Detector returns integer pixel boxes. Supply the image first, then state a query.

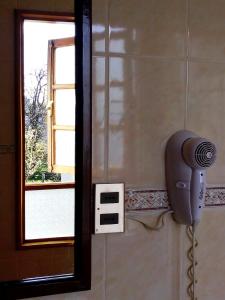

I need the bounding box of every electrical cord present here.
[126,209,173,231]
[127,209,198,300]
[186,225,198,300]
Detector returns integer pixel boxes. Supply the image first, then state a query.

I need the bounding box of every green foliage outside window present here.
[25,68,60,183]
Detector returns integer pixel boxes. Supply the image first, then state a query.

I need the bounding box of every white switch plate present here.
[94,183,124,234]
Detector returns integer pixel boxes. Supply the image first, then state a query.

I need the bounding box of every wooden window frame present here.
[47,37,76,175]
[0,1,92,297]
[17,12,76,248]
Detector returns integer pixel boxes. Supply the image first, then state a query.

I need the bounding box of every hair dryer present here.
[165,130,216,226]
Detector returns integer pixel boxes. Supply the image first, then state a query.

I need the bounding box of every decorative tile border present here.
[125,188,225,210]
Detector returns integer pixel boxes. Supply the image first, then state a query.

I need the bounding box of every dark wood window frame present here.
[0,0,92,298]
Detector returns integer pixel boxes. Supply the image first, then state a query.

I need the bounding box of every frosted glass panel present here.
[25,189,75,239]
[55,89,75,125]
[55,131,75,166]
[55,46,75,84]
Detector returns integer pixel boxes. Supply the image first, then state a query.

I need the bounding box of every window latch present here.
[47,100,53,117]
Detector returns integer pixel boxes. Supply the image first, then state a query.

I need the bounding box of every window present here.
[19,16,76,247]
[47,37,75,175]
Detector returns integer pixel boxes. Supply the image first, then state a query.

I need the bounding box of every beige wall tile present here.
[92,0,108,54]
[190,0,225,60]
[92,57,106,181]
[108,57,186,188]
[105,212,182,300]
[109,0,186,57]
[187,62,225,185]
[195,207,225,300]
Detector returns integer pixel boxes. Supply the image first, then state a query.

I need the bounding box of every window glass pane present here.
[24,21,75,76]
[55,46,75,84]
[55,130,75,166]
[25,189,75,239]
[55,89,75,126]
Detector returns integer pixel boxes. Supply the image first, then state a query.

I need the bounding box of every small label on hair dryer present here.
[199,180,205,208]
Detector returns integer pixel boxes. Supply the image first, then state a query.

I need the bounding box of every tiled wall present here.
[91,1,225,299]
[93,0,225,190]
[1,0,225,299]
[73,0,225,299]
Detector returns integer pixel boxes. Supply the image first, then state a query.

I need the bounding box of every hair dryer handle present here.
[190,169,206,225]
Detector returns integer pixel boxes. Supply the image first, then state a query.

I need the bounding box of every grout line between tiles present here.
[103,233,108,300]
[104,2,110,298]
[103,0,110,183]
[188,57,225,64]
[93,53,225,65]
[93,52,187,62]
[184,0,190,130]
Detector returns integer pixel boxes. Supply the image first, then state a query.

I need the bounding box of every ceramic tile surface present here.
[126,189,168,210]
[109,0,186,58]
[108,57,186,188]
[190,0,225,61]
[92,0,107,54]
[106,211,182,300]
[195,207,225,300]
[187,62,225,185]
[92,57,106,181]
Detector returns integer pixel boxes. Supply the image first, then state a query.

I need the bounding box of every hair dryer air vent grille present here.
[182,137,216,169]
[195,141,216,167]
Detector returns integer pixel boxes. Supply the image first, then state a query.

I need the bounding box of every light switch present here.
[100,213,119,225]
[100,192,119,204]
[94,183,124,234]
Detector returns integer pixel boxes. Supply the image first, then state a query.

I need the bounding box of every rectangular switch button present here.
[100,213,119,225]
[100,192,119,204]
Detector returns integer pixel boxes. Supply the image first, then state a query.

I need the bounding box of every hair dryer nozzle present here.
[182,137,216,169]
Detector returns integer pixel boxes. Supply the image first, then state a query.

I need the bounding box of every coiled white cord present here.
[186,225,198,300]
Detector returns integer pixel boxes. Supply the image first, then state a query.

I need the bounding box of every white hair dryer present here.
[165,130,216,226]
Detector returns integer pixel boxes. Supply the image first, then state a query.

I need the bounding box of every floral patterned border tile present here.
[125,189,168,210]
[125,188,225,210]
[205,188,225,206]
